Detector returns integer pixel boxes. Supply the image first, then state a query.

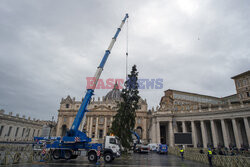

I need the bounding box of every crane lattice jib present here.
[69,14,129,134]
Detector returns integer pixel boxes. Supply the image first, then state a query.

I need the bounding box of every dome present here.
[104,83,122,101]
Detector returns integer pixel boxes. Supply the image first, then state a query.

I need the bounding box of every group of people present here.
[179,146,250,167]
[199,147,250,157]
[179,147,213,167]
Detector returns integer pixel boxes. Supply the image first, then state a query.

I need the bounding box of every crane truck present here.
[33,14,129,163]
[131,131,150,153]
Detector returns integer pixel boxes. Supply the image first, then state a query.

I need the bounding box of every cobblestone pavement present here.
[9,152,209,167]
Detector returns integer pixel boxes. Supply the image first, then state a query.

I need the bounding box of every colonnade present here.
[152,117,250,149]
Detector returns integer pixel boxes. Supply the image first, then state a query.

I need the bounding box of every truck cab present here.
[103,136,121,162]
[87,136,121,163]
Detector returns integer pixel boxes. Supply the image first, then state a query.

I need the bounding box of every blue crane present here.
[68,13,129,139]
[34,14,129,163]
[131,130,141,144]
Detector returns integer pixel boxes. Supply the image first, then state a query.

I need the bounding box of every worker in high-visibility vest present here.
[180,147,184,161]
[96,146,101,165]
[207,148,213,167]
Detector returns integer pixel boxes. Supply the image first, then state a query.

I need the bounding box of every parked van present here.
[157,144,168,154]
[148,143,158,151]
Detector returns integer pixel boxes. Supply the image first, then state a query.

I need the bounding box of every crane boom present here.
[68,14,129,136]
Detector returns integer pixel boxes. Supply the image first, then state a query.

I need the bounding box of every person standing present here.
[180,147,184,161]
[208,148,213,167]
[96,146,101,165]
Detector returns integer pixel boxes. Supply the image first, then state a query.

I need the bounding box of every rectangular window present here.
[15,127,19,137]
[66,104,69,108]
[243,80,247,86]
[22,128,26,137]
[109,138,116,144]
[27,129,30,137]
[138,118,141,124]
[7,126,12,136]
[99,129,103,139]
[99,117,104,124]
[92,132,95,138]
[0,126,4,136]
[107,118,111,125]
[247,92,250,97]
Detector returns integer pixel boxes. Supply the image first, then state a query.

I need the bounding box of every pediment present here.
[61,95,74,104]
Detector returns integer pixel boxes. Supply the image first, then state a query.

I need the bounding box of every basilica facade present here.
[56,84,150,143]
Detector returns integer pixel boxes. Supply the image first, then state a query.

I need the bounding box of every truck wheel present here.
[104,153,113,163]
[64,150,72,160]
[88,152,97,163]
[52,150,60,160]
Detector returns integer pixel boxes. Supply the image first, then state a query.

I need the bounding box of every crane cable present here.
[126,17,129,80]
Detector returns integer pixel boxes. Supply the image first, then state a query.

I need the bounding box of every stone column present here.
[201,121,208,148]
[86,117,89,136]
[182,121,187,133]
[232,119,241,148]
[191,121,197,148]
[221,119,229,148]
[169,121,174,147]
[243,117,250,147]
[103,117,107,138]
[143,118,147,140]
[151,118,157,143]
[89,117,93,137]
[165,124,169,145]
[210,120,218,148]
[156,120,161,144]
[95,117,99,139]
[56,117,62,136]
[110,116,113,127]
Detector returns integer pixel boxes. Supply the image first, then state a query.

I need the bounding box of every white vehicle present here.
[135,144,150,153]
[88,136,121,163]
[148,143,158,151]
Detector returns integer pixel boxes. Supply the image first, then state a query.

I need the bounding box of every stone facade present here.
[56,84,150,143]
[232,70,250,101]
[0,109,55,141]
[150,70,250,149]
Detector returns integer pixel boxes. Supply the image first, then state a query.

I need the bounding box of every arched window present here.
[136,126,143,139]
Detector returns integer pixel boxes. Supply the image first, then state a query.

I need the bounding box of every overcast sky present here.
[0,0,249,120]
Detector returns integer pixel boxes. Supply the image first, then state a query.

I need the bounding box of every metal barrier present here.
[168,147,250,167]
[0,144,52,165]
